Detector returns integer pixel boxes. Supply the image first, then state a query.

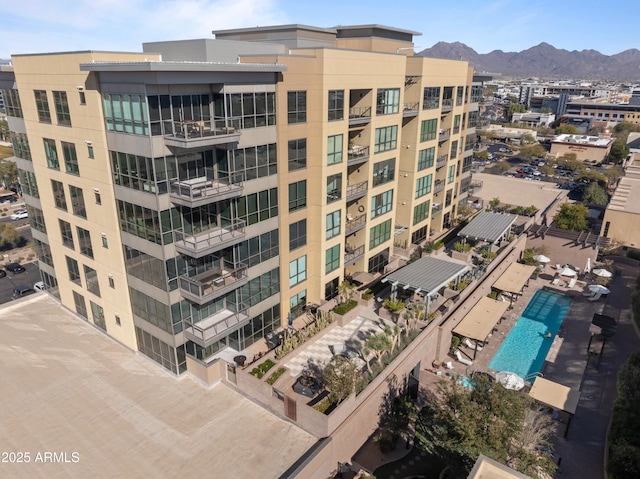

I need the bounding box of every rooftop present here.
[552,134,613,147]
[607,177,640,215]
[459,211,518,244]
[0,295,316,478]
[384,256,469,294]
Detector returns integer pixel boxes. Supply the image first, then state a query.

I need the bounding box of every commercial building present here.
[0,24,475,376]
[549,134,614,163]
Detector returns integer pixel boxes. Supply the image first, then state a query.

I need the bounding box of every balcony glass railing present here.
[183,303,250,347]
[348,145,370,162]
[179,261,248,304]
[174,220,246,257]
[163,117,241,141]
[170,172,244,203]
[438,128,451,142]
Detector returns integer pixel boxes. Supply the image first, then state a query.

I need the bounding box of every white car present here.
[10,210,28,220]
[34,281,46,292]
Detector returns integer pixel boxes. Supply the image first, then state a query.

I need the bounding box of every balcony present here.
[347,145,370,167]
[346,180,368,202]
[344,244,365,264]
[431,203,443,218]
[434,180,446,194]
[349,106,372,127]
[179,261,248,305]
[163,118,241,149]
[436,154,448,169]
[345,213,366,236]
[438,128,451,143]
[174,220,246,258]
[170,173,244,208]
[183,305,250,348]
[402,102,419,117]
[441,98,453,113]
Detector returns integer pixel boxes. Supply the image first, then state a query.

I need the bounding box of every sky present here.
[1,0,636,59]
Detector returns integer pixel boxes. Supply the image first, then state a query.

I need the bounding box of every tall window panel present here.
[448,165,456,184]
[327,174,342,204]
[52,180,67,211]
[369,220,391,249]
[59,219,74,249]
[415,174,433,198]
[91,302,106,330]
[289,256,307,287]
[18,170,39,198]
[325,245,341,274]
[376,88,400,115]
[374,126,398,153]
[62,142,79,175]
[1,88,23,118]
[288,180,307,212]
[456,86,464,106]
[84,265,100,297]
[328,90,344,121]
[27,206,47,233]
[66,256,81,285]
[372,158,395,187]
[371,190,393,219]
[289,219,307,251]
[413,200,431,225]
[327,134,343,165]
[423,87,440,110]
[53,91,71,126]
[450,140,459,160]
[33,239,53,267]
[73,291,88,319]
[34,90,51,123]
[77,227,93,259]
[103,93,149,135]
[420,119,438,142]
[69,185,86,218]
[417,147,435,171]
[287,91,306,124]
[10,133,31,160]
[43,138,59,169]
[288,138,307,171]
[326,211,341,239]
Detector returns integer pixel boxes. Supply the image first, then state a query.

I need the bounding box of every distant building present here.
[550,134,614,162]
[479,124,537,143]
[511,111,555,127]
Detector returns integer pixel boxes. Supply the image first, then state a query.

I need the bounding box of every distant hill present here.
[417,42,640,80]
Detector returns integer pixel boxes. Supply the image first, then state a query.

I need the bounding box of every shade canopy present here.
[384,256,469,295]
[492,263,537,294]
[528,377,580,414]
[534,254,551,263]
[458,211,518,244]
[592,268,612,278]
[588,284,610,295]
[559,267,577,277]
[496,371,525,390]
[453,297,509,341]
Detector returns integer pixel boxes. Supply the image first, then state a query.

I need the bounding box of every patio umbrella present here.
[593,268,612,278]
[588,284,611,295]
[585,257,591,274]
[534,254,551,263]
[559,267,577,277]
[495,371,525,391]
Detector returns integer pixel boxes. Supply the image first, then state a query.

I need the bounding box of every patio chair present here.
[445,361,454,370]
[551,276,560,285]
[588,293,602,302]
[455,350,474,366]
[567,277,577,288]
[464,338,483,351]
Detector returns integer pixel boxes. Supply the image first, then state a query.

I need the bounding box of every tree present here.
[323,355,357,405]
[474,150,488,160]
[506,103,526,121]
[604,165,624,183]
[554,203,589,231]
[364,333,393,363]
[540,107,553,114]
[576,170,607,187]
[489,197,500,210]
[457,203,475,218]
[520,133,536,144]
[0,160,18,189]
[0,223,20,247]
[608,138,629,164]
[519,143,546,159]
[492,161,510,173]
[417,376,556,478]
[539,164,555,177]
[556,124,578,135]
[337,280,355,305]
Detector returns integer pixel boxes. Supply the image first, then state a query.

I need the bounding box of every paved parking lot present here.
[0,261,41,304]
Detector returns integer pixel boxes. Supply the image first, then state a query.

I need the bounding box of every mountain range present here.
[417,42,640,81]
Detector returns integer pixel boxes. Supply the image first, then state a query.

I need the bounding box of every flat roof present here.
[492,263,537,294]
[334,24,422,36]
[468,454,533,479]
[213,24,338,35]
[384,256,469,294]
[528,377,580,415]
[0,295,316,478]
[80,61,287,73]
[607,177,640,214]
[552,134,613,147]
[453,297,509,341]
[459,211,518,244]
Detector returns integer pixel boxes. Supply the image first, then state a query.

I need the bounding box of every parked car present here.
[5,263,26,274]
[10,210,28,220]
[12,285,35,299]
[0,195,18,203]
[0,269,6,278]
[33,281,45,291]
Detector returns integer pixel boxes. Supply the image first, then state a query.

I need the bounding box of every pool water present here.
[488,289,572,381]
[457,375,473,389]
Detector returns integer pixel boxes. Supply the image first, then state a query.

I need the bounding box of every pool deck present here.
[432,256,640,479]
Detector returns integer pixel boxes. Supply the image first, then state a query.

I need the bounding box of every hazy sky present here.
[2,0,636,59]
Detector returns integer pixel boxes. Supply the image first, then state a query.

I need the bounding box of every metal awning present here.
[383,256,469,294]
[458,211,518,244]
[493,263,537,294]
[528,377,580,415]
[453,297,509,341]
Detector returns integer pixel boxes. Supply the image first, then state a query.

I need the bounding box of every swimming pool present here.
[488,289,572,380]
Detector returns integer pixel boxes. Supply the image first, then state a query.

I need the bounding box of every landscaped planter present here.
[333,304,362,326]
[451,250,473,263]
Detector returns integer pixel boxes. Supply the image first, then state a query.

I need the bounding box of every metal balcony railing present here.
[174,220,246,258]
[346,180,368,202]
[162,117,241,148]
[345,213,366,236]
[402,102,419,116]
[436,154,448,169]
[344,244,365,264]
[183,303,250,347]
[434,181,446,194]
[347,145,370,166]
[169,172,244,206]
[438,128,451,143]
[179,261,248,305]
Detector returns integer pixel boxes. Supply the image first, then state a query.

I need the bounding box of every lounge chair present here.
[551,277,560,285]
[455,350,474,366]
[588,293,602,302]
[567,277,577,288]
[445,361,454,370]
[464,338,483,351]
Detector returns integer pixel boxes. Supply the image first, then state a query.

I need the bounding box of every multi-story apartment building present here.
[0,24,475,376]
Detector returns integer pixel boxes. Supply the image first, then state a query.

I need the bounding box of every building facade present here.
[0,24,475,375]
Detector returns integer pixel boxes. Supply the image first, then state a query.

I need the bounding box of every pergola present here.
[492,263,537,307]
[529,377,580,438]
[452,297,509,359]
[458,211,518,245]
[383,256,469,313]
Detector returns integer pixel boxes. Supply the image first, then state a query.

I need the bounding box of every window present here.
[325,245,341,274]
[327,134,343,165]
[1,88,23,118]
[27,206,47,233]
[442,87,453,108]
[18,170,39,198]
[450,140,459,159]
[33,239,53,267]
[328,90,344,121]
[448,165,456,184]
[289,219,307,251]
[10,133,31,160]
[62,142,79,175]
[368,248,389,274]
[225,92,276,129]
[374,126,398,153]
[110,150,159,193]
[59,220,74,249]
[288,180,307,212]
[235,189,278,226]
[326,211,341,239]
[73,291,87,319]
[456,86,464,106]
[84,265,100,297]
[453,115,461,134]
[372,158,395,187]
[95,192,101,205]
[34,90,51,123]
[327,174,342,203]
[77,227,93,259]
[90,302,106,331]
[325,277,339,301]
[102,93,149,135]
[101,235,108,248]
[289,256,307,287]
[376,88,400,115]
[370,190,393,221]
[52,180,67,211]
[413,200,431,225]
[87,145,94,158]
[445,189,453,207]
[53,91,71,126]
[418,147,435,171]
[115,314,121,326]
[412,225,428,245]
[287,91,306,124]
[66,256,81,285]
[43,139,59,169]
[423,87,440,110]
[290,290,307,318]
[420,119,438,142]
[415,174,433,198]
[369,220,392,249]
[79,91,86,105]
[288,138,306,171]
[69,185,86,218]
[229,143,278,180]
[471,85,482,103]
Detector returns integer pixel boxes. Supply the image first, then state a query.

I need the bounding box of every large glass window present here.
[62,142,79,175]
[326,210,341,239]
[84,265,100,297]
[235,188,278,226]
[328,90,344,121]
[372,158,395,187]
[371,190,393,219]
[1,88,23,118]
[290,290,307,318]
[453,115,461,134]
[43,138,59,169]
[326,245,341,274]
[327,134,343,165]
[369,220,392,249]
[27,206,46,233]
[327,174,342,203]
[374,126,398,153]
[289,256,307,287]
[59,219,74,249]
[448,165,456,184]
[287,91,306,124]
[111,151,157,194]
[368,248,389,274]
[73,291,87,319]
[124,246,170,291]
[103,93,149,135]
[288,180,306,212]
[423,87,440,110]
[413,199,431,225]
[117,201,175,245]
[10,133,31,160]
[91,302,106,330]
[18,170,39,198]
[225,92,276,129]
[450,140,459,160]
[456,86,464,106]
[53,91,71,126]
[66,256,81,285]
[376,88,400,115]
[418,147,435,171]
[77,227,93,259]
[34,90,51,123]
[288,138,306,171]
[69,185,86,218]
[51,180,67,211]
[289,219,307,251]
[33,239,53,267]
[415,174,433,198]
[130,287,177,334]
[420,119,438,142]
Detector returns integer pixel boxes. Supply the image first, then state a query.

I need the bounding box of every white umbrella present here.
[585,257,592,274]
[534,254,551,263]
[559,267,577,277]
[589,284,611,295]
[593,268,612,278]
[495,371,525,391]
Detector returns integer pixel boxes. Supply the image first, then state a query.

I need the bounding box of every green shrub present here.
[362,289,374,300]
[334,300,358,315]
[266,367,286,385]
[450,335,461,353]
[249,359,276,379]
[313,397,332,414]
[434,240,445,249]
[383,298,405,312]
